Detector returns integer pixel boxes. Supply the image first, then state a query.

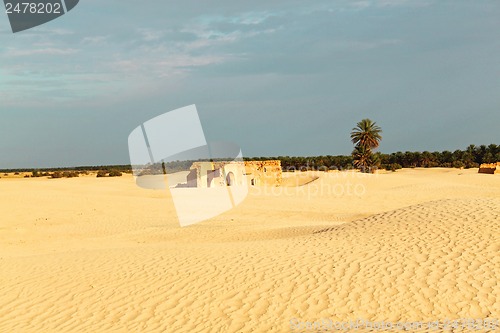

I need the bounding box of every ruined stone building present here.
[478,162,500,174]
[185,160,282,188]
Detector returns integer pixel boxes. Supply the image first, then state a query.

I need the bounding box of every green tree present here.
[421,151,435,168]
[350,119,383,149]
[352,145,372,170]
[487,144,498,157]
[350,119,382,172]
[483,152,494,163]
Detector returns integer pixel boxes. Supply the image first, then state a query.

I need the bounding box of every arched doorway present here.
[226,172,235,186]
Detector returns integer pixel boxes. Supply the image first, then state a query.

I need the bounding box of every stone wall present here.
[187,160,282,187]
[478,162,500,174]
[244,160,282,187]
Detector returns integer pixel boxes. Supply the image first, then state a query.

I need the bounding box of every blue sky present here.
[0,0,499,168]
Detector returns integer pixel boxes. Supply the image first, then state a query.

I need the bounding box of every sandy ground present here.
[0,168,499,332]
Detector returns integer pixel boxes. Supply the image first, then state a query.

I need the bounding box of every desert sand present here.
[0,168,499,332]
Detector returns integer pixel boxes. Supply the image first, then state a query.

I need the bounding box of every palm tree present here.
[352,145,372,170]
[351,119,382,172]
[350,119,383,149]
[421,151,433,168]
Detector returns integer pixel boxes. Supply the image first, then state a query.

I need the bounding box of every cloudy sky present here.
[0,0,499,168]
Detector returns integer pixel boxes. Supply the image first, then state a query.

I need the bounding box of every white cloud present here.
[348,0,433,9]
[14,27,74,37]
[81,35,109,44]
[333,39,402,51]
[351,1,372,9]
[137,28,166,42]
[381,0,433,7]
[5,48,79,56]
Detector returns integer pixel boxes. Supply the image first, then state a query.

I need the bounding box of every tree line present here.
[246,144,499,172]
[2,135,499,176]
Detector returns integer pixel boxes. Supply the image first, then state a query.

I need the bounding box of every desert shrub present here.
[62,171,79,178]
[390,163,402,172]
[51,172,63,179]
[14,172,19,175]
[108,170,122,177]
[464,161,478,169]
[96,170,108,178]
[384,163,402,172]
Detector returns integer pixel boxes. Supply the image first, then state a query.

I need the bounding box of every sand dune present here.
[0,168,499,332]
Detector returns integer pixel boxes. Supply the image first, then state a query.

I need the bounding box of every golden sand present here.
[0,168,499,332]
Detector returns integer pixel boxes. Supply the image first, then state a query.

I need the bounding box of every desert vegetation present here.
[0,165,131,179]
[1,145,498,178]
[350,119,383,172]
[247,144,499,172]
[96,170,123,178]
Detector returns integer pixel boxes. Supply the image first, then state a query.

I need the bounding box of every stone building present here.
[186,160,282,188]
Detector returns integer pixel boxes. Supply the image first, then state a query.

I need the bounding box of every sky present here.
[0,0,499,168]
